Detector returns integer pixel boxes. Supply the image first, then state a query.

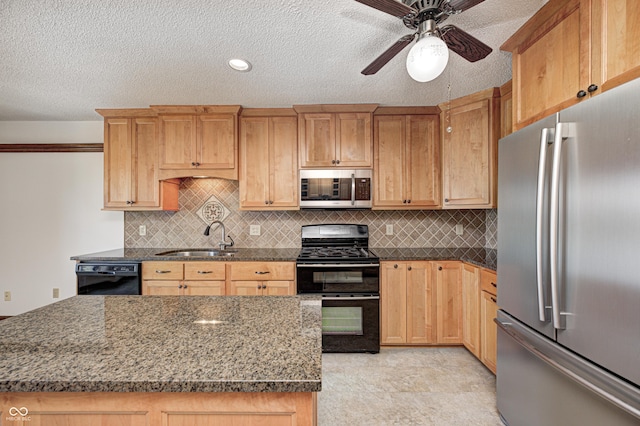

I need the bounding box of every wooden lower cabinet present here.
[227,262,295,296]
[462,263,481,357]
[433,261,463,344]
[380,261,434,345]
[0,391,316,426]
[480,269,498,374]
[142,261,225,295]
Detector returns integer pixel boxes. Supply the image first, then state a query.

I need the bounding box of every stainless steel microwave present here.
[300,169,372,209]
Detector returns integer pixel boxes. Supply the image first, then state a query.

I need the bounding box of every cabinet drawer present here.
[184,262,226,280]
[142,261,184,280]
[229,262,295,281]
[480,269,497,296]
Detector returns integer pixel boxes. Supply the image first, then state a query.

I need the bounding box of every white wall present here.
[0,122,123,315]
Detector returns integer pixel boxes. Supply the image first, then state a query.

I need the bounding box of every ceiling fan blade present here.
[354,0,417,19]
[440,25,492,62]
[447,0,487,12]
[361,34,415,75]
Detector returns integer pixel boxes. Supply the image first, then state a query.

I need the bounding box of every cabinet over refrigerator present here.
[496,78,640,425]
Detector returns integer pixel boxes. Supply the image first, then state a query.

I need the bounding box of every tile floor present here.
[318,347,503,426]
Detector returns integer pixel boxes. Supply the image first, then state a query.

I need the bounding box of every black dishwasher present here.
[76,263,142,295]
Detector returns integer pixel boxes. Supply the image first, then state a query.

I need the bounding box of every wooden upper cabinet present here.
[440,88,499,209]
[239,109,298,210]
[373,108,441,209]
[294,104,377,168]
[153,105,241,180]
[502,0,640,131]
[98,109,178,211]
[499,80,513,138]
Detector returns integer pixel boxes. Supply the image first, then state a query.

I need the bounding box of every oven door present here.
[322,295,380,353]
[296,264,379,294]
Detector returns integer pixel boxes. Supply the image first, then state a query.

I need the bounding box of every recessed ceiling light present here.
[228,58,252,72]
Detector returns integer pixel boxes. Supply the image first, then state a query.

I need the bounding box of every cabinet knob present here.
[336,160,340,165]
[438,266,443,271]
[587,84,599,93]
[178,284,183,289]
[269,200,273,205]
[191,162,197,166]
[576,90,587,99]
[183,284,188,289]
[407,200,411,204]
[394,264,398,269]
[403,200,407,204]
[264,201,269,205]
[262,284,267,289]
[408,266,412,271]
[331,160,336,164]
[444,198,449,203]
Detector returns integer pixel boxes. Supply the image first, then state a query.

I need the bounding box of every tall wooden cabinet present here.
[373,108,441,209]
[294,104,377,168]
[239,109,298,210]
[97,109,179,211]
[153,105,241,180]
[439,88,500,209]
[502,0,640,131]
[380,261,435,345]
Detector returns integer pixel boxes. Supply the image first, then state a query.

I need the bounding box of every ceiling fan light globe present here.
[406,35,449,82]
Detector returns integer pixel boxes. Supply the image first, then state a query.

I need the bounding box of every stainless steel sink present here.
[155,249,237,257]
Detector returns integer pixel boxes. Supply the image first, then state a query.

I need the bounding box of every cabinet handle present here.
[491,281,497,287]
[155,270,172,274]
[255,271,270,275]
[394,264,398,269]
[408,266,412,271]
[197,271,213,274]
[576,90,587,99]
[491,296,497,303]
[587,84,598,93]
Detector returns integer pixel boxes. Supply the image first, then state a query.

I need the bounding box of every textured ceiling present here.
[0,0,547,121]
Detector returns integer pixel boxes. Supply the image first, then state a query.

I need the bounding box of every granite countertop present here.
[71,247,496,270]
[0,295,322,393]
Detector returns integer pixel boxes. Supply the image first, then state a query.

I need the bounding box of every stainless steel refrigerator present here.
[496,77,640,425]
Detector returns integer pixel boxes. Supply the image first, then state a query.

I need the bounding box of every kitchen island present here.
[0,295,321,425]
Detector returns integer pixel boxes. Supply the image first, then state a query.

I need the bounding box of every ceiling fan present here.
[356,0,492,82]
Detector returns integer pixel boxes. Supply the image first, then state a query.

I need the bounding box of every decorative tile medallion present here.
[197,195,230,225]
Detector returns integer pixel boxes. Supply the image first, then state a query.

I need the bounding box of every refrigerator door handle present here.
[535,127,554,322]
[549,122,565,330]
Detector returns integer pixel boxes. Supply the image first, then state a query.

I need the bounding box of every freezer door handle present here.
[496,313,640,420]
[535,127,554,322]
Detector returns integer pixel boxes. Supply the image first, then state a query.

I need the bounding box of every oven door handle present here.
[322,295,380,301]
[297,263,380,268]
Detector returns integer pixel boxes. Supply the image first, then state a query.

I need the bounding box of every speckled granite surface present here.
[0,295,322,393]
[70,247,496,270]
[372,248,497,271]
[70,248,301,262]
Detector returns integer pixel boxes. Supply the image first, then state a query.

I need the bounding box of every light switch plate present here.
[139,225,146,236]
[250,225,261,236]
[53,288,60,298]
[386,224,393,235]
[4,291,10,302]
[455,224,464,235]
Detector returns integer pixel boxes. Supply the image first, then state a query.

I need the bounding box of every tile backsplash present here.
[125,178,497,249]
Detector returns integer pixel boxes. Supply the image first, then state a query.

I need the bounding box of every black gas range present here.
[296,224,380,353]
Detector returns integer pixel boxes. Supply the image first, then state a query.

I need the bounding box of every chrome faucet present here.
[204,220,234,251]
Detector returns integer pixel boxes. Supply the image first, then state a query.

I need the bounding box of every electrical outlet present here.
[455,224,464,236]
[250,225,261,236]
[4,291,10,302]
[386,224,394,235]
[139,225,147,236]
[53,288,60,298]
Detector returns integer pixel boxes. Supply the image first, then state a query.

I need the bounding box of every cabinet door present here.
[380,262,407,344]
[269,116,298,208]
[228,281,263,296]
[507,0,591,129]
[131,117,161,208]
[197,114,236,169]
[239,116,270,208]
[184,281,225,296]
[434,261,463,344]
[442,98,495,208]
[263,281,295,296]
[144,280,182,295]
[335,113,372,167]
[406,262,434,344]
[406,115,440,208]
[373,116,406,208]
[592,0,640,93]
[298,113,335,167]
[159,115,197,169]
[480,290,498,374]
[462,264,481,357]
[103,118,132,208]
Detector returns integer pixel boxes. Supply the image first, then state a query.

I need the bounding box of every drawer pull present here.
[197,271,213,274]
[155,270,172,274]
[255,271,270,275]
[491,281,497,287]
[491,296,497,303]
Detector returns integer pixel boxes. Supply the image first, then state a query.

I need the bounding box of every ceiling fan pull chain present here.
[446,63,453,133]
